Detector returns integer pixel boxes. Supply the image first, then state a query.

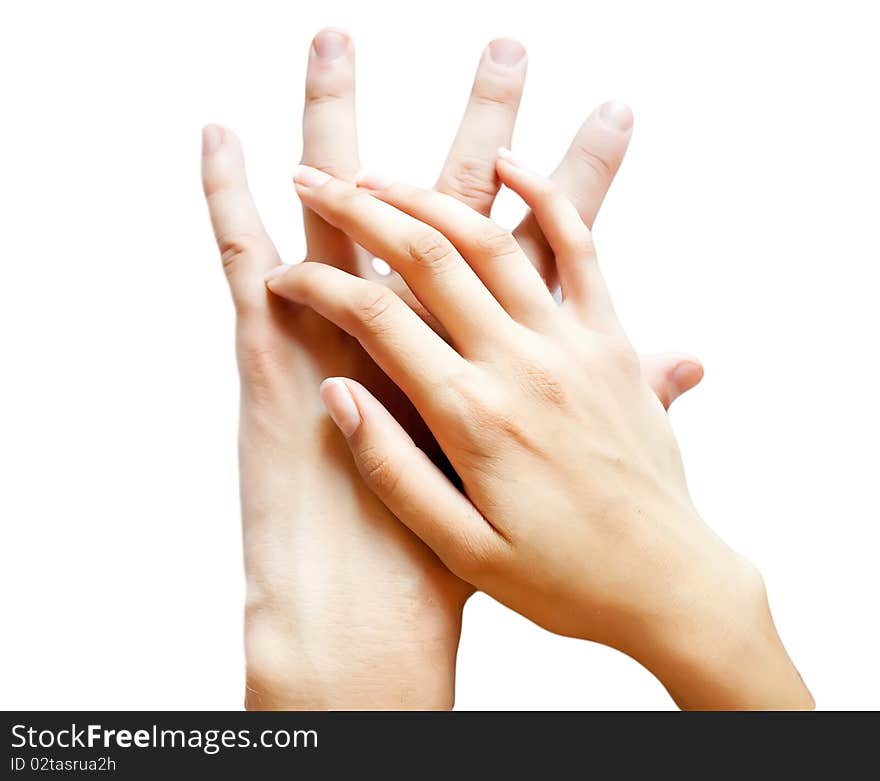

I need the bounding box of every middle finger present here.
[292,166,513,355]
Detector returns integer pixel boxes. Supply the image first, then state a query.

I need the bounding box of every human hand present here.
[203,28,702,709]
[265,157,813,710]
[300,31,704,410]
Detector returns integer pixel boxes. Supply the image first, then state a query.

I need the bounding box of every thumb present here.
[319,377,505,578]
[640,353,704,410]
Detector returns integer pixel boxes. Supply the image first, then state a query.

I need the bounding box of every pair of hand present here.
[267,158,812,710]
[202,29,809,709]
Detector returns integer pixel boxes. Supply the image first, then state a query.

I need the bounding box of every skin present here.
[202,29,703,709]
[265,158,814,711]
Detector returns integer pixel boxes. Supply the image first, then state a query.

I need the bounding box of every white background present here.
[1,0,878,709]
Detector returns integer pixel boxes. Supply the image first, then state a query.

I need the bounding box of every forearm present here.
[239,409,462,711]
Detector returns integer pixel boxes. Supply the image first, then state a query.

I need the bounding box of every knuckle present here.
[474,224,520,260]
[216,230,264,275]
[471,70,522,109]
[440,156,498,209]
[472,84,520,110]
[305,86,345,106]
[305,90,345,108]
[534,179,571,213]
[304,74,354,108]
[353,284,398,331]
[406,231,457,271]
[446,530,498,582]
[515,354,568,407]
[357,445,401,498]
[566,228,596,259]
[446,368,486,411]
[447,371,524,449]
[537,188,595,258]
[573,142,614,181]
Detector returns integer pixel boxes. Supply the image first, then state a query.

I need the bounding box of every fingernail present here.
[293,165,331,187]
[497,146,523,167]
[671,360,704,391]
[320,378,361,438]
[599,101,634,132]
[264,264,291,283]
[202,125,223,156]
[356,170,393,190]
[488,38,526,66]
[313,29,349,61]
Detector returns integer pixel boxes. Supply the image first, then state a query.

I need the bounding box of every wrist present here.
[243,593,461,711]
[636,544,813,710]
